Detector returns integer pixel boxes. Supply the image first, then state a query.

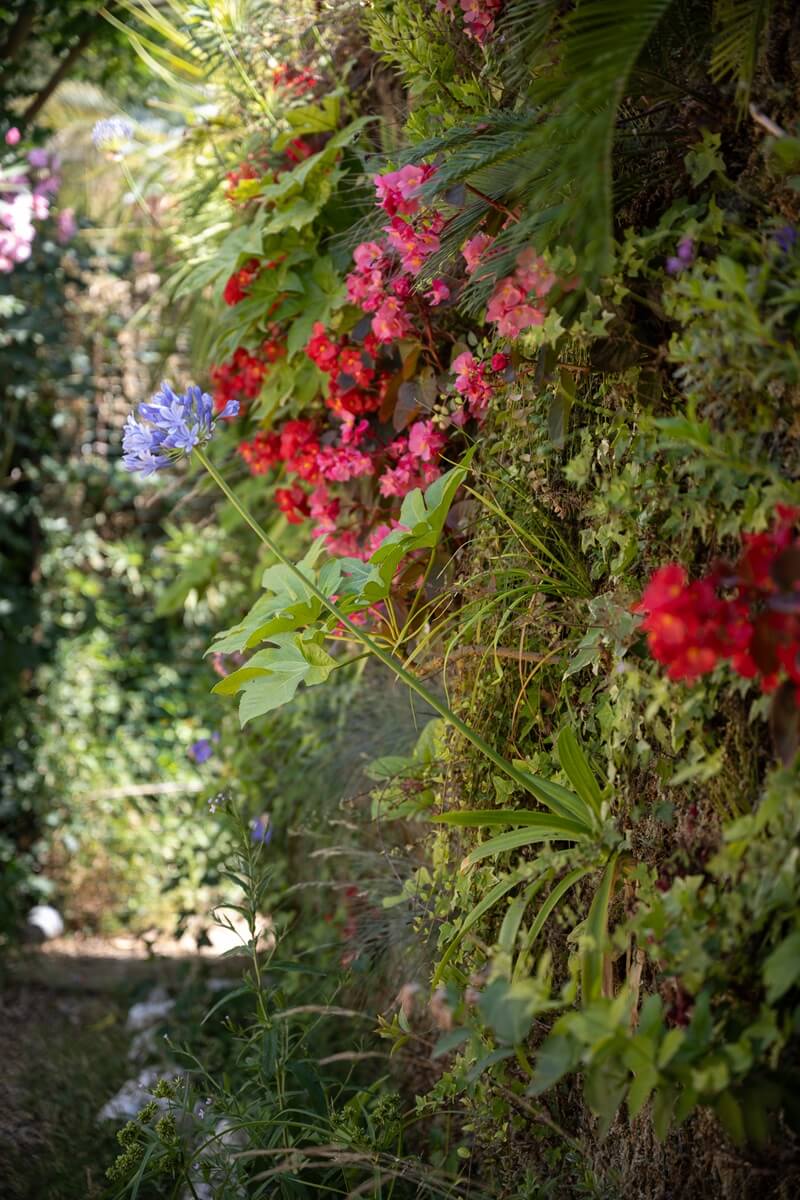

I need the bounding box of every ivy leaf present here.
[478,978,541,1045]
[528,1034,578,1095]
[763,930,800,1002]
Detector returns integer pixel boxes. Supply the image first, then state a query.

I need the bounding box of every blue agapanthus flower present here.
[92,116,134,151]
[122,382,239,475]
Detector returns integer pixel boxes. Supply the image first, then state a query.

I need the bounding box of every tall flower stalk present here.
[121,380,559,804]
[194,444,550,800]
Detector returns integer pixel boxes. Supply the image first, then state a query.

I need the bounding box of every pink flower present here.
[408,419,447,462]
[324,529,362,558]
[426,278,450,306]
[309,484,340,534]
[346,265,385,312]
[365,523,396,555]
[56,207,77,244]
[462,232,494,274]
[491,352,510,372]
[459,0,503,43]
[353,240,384,269]
[371,296,412,343]
[374,163,436,217]
[392,275,413,300]
[515,247,556,298]
[385,216,440,275]
[316,443,375,483]
[379,455,417,497]
[452,350,494,420]
[4,127,20,146]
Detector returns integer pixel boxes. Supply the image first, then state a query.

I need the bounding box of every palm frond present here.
[710,0,772,115]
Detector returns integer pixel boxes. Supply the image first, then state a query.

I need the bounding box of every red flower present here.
[275,483,311,524]
[636,510,800,691]
[306,323,339,373]
[223,258,260,306]
[238,431,281,476]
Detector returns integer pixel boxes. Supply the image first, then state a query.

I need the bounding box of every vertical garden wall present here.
[2,1,800,1198]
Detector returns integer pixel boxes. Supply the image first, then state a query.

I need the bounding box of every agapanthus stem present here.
[194,448,548,799]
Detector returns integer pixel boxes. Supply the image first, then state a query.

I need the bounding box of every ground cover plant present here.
[3,1,800,1198]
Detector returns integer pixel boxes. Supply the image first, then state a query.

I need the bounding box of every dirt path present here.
[0,935,240,1200]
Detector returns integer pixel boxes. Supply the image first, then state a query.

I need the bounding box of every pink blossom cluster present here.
[374,163,436,217]
[345,164,451,346]
[436,0,504,45]
[378,424,445,498]
[451,351,509,423]
[0,149,62,273]
[486,247,555,337]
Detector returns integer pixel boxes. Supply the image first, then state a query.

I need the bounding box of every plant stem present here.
[194,448,551,802]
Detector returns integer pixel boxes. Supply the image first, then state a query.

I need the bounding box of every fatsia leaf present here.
[212,635,336,726]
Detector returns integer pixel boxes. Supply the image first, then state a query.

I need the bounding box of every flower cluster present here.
[122,382,238,475]
[91,116,134,154]
[0,148,62,273]
[486,247,555,336]
[436,0,504,44]
[374,164,436,217]
[223,257,261,305]
[306,322,389,416]
[636,507,800,690]
[224,160,259,203]
[451,351,508,423]
[666,236,695,276]
[210,339,284,413]
[272,64,319,94]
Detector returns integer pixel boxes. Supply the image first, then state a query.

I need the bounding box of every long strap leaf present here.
[513,865,593,980]
[581,855,619,1001]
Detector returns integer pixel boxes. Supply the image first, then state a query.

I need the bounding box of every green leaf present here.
[556,727,604,821]
[217,634,336,726]
[627,1065,658,1119]
[652,1084,677,1140]
[763,930,800,1003]
[432,1028,471,1059]
[714,1091,745,1147]
[580,856,618,1001]
[514,866,592,976]
[528,1034,578,1095]
[431,808,586,830]
[478,978,542,1045]
[463,823,586,867]
[433,870,527,984]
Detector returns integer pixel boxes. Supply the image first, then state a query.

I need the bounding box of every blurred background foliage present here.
[3,2,800,1199]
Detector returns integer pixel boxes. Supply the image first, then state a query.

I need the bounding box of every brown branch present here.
[0,3,37,62]
[19,23,96,127]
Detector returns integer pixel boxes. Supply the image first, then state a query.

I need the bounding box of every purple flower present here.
[189,738,214,764]
[122,382,238,475]
[57,208,77,244]
[27,148,49,169]
[250,815,272,845]
[666,236,695,276]
[775,225,797,254]
[92,117,134,152]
